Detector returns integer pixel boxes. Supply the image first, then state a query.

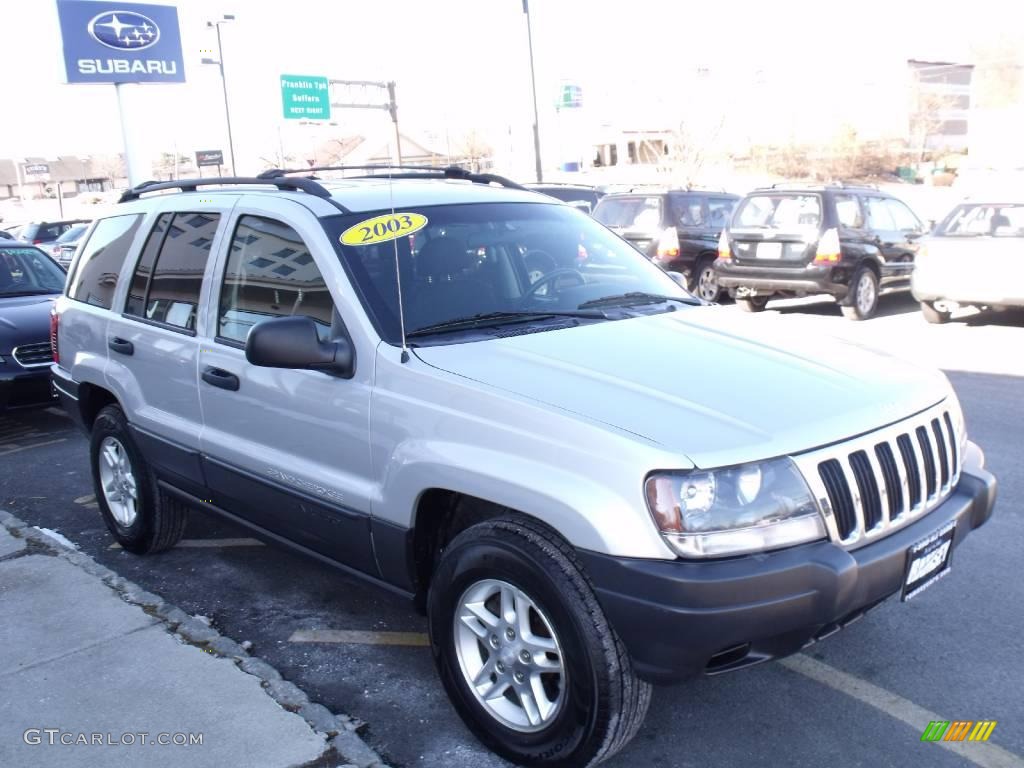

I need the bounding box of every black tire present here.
[692,257,722,302]
[737,296,770,312]
[920,300,951,324]
[90,405,187,554]
[840,266,880,320]
[427,516,651,767]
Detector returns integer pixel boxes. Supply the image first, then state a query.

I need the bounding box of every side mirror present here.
[666,271,689,289]
[245,316,354,378]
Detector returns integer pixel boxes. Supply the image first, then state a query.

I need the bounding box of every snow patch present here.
[35,527,79,550]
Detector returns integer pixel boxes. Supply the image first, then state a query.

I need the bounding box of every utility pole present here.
[204,15,237,174]
[523,0,543,182]
[328,80,403,164]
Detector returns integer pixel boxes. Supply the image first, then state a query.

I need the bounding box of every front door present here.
[196,199,377,575]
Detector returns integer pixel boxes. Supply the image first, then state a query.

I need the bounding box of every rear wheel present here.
[737,296,770,312]
[427,516,651,767]
[90,405,187,554]
[920,300,951,324]
[841,267,880,320]
[692,257,722,302]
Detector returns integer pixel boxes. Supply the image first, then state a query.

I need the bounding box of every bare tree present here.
[88,154,127,187]
[655,116,727,187]
[451,130,493,172]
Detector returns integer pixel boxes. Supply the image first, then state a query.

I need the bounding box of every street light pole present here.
[206,15,237,175]
[523,0,543,182]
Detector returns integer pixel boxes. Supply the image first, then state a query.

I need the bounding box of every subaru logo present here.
[88,11,160,51]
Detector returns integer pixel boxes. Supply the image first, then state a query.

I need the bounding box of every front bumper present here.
[579,442,996,684]
[0,367,57,410]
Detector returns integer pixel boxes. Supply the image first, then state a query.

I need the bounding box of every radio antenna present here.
[387,143,410,363]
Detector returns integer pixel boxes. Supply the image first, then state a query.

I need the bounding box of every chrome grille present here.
[794,402,963,548]
[12,342,54,368]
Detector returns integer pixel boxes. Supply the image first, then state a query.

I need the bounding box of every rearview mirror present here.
[567,200,593,214]
[245,316,354,378]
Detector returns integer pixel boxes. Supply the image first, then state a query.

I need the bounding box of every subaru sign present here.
[56,1,185,83]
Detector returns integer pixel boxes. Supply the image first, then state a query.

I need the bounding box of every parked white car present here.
[913,201,1024,323]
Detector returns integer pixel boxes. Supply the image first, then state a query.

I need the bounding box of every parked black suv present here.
[593,189,739,301]
[524,183,604,214]
[715,184,925,319]
[16,219,91,248]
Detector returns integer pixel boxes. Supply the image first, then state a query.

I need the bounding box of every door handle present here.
[108,337,134,356]
[201,366,240,392]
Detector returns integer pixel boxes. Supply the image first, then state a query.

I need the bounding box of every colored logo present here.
[88,11,160,51]
[921,721,997,742]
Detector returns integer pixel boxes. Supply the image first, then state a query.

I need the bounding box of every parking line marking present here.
[289,629,430,647]
[108,537,265,549]
[0,438,67,457]
[781,654,1024,768]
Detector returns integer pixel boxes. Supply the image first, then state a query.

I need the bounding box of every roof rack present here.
[766,181,879,190]
[118,176,333,203]
[257,164,528,191]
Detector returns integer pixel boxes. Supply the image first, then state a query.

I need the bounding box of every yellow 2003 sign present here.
[340,212,428,246]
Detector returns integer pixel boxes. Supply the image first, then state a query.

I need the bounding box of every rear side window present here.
[125,213,173,316]
[670,195,705,227]
[706,198,735,228]
[834,195,864,228]
[68,214,143,308]
[734,195,821,229]
[125,212,220,331]
[864,197,896,231]
[593,197,663,229]
[217,215,334,344]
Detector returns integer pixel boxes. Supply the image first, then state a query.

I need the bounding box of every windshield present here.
[734,194,822,230]
[0,247,66,296]
[939,204,1024,237]
[324,202,690,344]
[592,196,664,230]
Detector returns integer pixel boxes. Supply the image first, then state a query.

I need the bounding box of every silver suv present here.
[51,168,997,767]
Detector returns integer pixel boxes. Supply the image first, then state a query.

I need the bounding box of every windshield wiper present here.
[406,310,604,338]
[578,292,700,310]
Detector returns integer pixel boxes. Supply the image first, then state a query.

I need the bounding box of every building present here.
[907,60,974,153]
[0,156,122,199]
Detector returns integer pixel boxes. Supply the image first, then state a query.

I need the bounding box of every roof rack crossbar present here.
[118,175,333,203]
[258,164,527,191]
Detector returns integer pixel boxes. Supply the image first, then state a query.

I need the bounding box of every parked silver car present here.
[51,169,996,767]
[913,201,1024,323]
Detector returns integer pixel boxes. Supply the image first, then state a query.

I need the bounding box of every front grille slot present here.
[932,419,949,488]
[943,412,959,471]
[12,342,53,368]
[819,459,856,539]
[916,426,937,498]
[897,434,922,509]
[874,442,903,520]
[849,450,882,530]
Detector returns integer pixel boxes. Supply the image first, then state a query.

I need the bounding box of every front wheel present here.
[840,267,880,320]
[920,300,951,324]
[427,517,651,767]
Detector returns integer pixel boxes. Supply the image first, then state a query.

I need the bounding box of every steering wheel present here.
[524,268,585,299]
[524,250,557,284]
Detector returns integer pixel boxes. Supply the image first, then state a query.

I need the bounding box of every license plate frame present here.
[901,520,956,601]
[756,242,783,259]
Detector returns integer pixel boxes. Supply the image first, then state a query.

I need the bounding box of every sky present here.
[1,0,1021,174]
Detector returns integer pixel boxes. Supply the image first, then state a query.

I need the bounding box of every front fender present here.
[378,440,676,561]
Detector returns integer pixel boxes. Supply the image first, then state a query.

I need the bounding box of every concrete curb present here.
[0,510,390,768]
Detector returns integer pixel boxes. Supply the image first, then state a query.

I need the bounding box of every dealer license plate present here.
[756,242,782,259]
[901,520,956,601]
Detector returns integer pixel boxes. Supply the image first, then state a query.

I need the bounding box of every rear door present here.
[196,198,376,574]
[592,195,664,257]
[668,193,708,269]
[729,193,821,265]
[107,205,228,492]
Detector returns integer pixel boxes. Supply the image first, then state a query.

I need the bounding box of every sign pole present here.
[57,182,65,218]
[16,162,25,202]
[116,83,153,187]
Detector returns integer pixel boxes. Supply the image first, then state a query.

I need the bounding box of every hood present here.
[0,295,56,353]
[414,306,950,468]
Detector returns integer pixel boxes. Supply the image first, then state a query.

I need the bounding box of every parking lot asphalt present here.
[1,294,1021,768]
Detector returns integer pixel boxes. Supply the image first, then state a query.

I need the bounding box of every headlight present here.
[645,457,826,558]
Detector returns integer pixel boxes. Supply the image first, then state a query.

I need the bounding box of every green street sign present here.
[281,74,331,120]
